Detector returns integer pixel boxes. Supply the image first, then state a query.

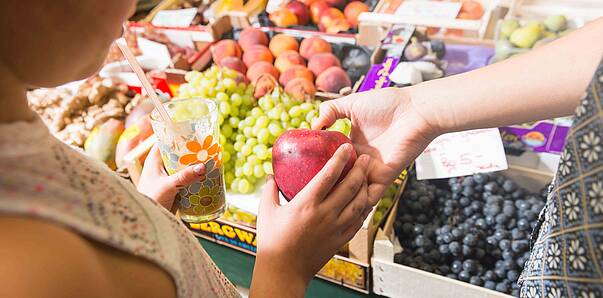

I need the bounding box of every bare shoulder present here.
[0,216,117,298]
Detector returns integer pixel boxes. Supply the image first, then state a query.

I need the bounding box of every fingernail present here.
[193,164,205,175]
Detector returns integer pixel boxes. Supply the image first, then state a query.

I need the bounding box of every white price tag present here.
[152,8,198,27]
[416,128,508,180]
[395,1,461,19]
[137,37,172,70]
[266,0,288,13]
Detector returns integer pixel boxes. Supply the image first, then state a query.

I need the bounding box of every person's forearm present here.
[250,253,309,298]
[409,17,603,134]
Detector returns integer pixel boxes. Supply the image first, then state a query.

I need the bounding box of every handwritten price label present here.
[416,128,508,180]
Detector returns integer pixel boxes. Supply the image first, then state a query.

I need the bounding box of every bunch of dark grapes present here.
[393,172,547,296]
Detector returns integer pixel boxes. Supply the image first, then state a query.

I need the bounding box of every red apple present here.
[272,129,357,201]
[286,0,311,26]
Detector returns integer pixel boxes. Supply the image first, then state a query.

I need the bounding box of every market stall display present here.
[22,0,603,296]
[262,0,377,34]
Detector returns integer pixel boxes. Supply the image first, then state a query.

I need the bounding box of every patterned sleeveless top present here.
[519,60,603,297]
[0,119,240,298]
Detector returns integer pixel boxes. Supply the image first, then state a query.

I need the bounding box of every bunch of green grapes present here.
[228,88,351,194]
[178,66,255,186]
[372,184,398,224]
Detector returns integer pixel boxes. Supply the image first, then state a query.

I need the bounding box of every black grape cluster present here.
[393,172,547,296]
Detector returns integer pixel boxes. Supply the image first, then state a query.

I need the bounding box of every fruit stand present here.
[25,0,603,297]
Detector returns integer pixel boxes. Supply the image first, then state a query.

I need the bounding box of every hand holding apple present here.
[312,87,438,205]
[251,143,371,297]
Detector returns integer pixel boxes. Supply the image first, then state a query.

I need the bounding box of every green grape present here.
[219,101,232,115]
[288,106,302,117]
[251,107,263,118]
[225,144,235,153]
[256,115,269,128]
[231,179,239,190]
[219,135,227,146]
[242,144,253,156]
[253,165,265,178]
[257,128,270,144]
[230,108,239,117]
[225,172,235,185]
[280,111,291,122]
[235,134,245,142]
[243,163,253,176]
[238,179,252,194]
[231,93,243,106]
[246,138,258,147]
[216,92,228,102]
[222,150,231,163]
[222,124,233,138]
[223,78,236,91]
[251,126,261,137]
[235,168,243,177]
[246,116,256,127]
[300,102,314,113]
[290,117,301,127]
[268,122,283,136]
[305,110,317,123]
[248,155,260,166]
[218,114,224,125]
[299,121,310,129]
[263,161,273,175]
[234,141,244,151]
[243,127,253,138]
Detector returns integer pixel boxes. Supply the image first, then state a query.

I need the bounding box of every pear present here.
[494,40,528,61]
[499,19,520,40]
[509,24,542,48]
[544,15,567,32]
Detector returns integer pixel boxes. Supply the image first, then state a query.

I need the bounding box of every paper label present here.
[266,0,287,13]
[416,128,508,180]
[395,1,461,19]
[152,8,198,27]
[163,30,196,49]
[137,37,172,70]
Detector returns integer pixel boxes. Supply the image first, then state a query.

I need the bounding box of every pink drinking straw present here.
[115,36,172,125]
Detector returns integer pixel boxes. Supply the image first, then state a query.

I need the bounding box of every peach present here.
[253,74,278,99]
[320,11,350,34]
[211,39,242,65]
[247,61,280,83]
[279,65,314,86]
[344,1,369,28]
[286,0,311,26]
[269,34,299,58]
[285,78,317,100]
[300,0,317,7]
[274,50,306,73]
[299,36,332,59]
[269,8,298,27]
[219,56,247,74]
[238,27,269,51]
[315,66,351,93]
[242,45,274,67]
[310,0,330,24]
[307,52,341,76]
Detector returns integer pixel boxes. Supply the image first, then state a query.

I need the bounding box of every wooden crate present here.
[371,167,554,298]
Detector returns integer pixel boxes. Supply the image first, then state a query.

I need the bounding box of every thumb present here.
[169,163,206,187]
[259,175,280,214]
[144,145,169,176]
[311,97,352,130]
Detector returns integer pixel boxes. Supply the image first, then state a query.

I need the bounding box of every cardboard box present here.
[371,167,554,298]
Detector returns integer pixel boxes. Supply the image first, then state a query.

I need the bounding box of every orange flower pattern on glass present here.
[178,135,221,166]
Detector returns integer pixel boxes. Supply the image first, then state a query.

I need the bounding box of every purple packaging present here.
[358,57,399,92]
[443,44,494,76]
[499,121,570,155]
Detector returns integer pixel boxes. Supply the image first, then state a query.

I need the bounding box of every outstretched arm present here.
[313,17,603,203]
[411,17,603,134]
